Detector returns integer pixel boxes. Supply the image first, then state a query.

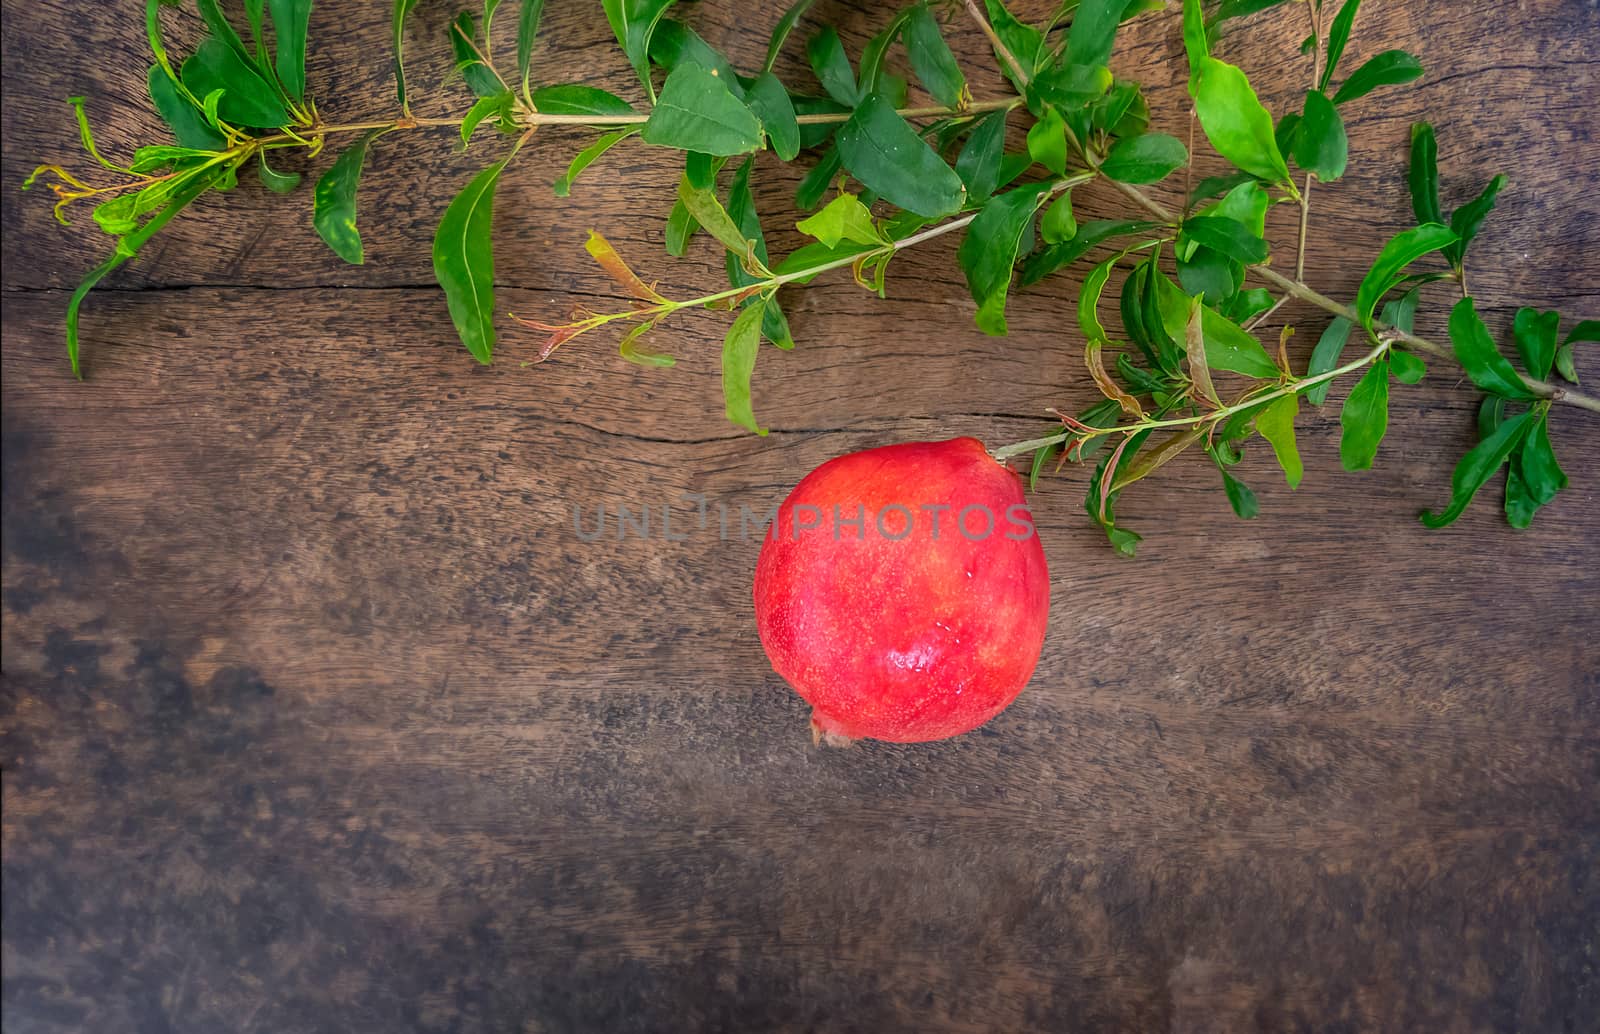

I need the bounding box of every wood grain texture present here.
[3,1,1598,1032]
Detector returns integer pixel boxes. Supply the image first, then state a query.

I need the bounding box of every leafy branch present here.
[26,0,1599,553]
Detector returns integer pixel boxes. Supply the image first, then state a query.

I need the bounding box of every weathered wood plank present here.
[3,0,1598,1031]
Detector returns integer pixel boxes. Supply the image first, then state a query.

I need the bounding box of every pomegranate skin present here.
[754,438,1050,743]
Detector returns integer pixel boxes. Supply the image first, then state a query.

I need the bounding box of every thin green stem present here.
[1247,264,1600,414]
[991,342,1391,463]
[1297,1,1320,284]
[526,174,1097,354]
[245,96,1019,150]
[1296,174,1312,282]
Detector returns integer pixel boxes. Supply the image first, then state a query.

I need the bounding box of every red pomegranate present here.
[753,438,1051,743]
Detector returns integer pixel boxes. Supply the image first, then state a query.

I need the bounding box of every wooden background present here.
[3,1,1597,1030]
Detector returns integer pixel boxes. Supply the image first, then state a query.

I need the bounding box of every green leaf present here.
[793,93,849,150]
[1099,132,1187,184]
[1503,449,1538,530]
[181,37,289,127]
[146,65,226,149]
[1123,261,1181,376]
[806,27,858,106]
[1512,308,1560,381]
[618,321,676,368]
[1206,178,1270,235]
[982,0,1043,87]
[648,19,741,88]
[1339,358,1389,471]
[1554,345,1579,383]
[1353,223,1456,333]
[1332,50,1423,105]
[1256,393,1303,488]
[451,14,502,98]
[516,0,546,97]
[602,0,678,102]
[665,198,697,255]
[678,175,757,262]
[1182,215,1267,264]
[1379,286,1420,334]
[1066,0,1132,69]
[1447,297,1538,400]
[722,301,767,434]
[997,152,1033,191]
[836,92,966,218]
[1181,0,1207,92]
[726,158,793,349]
[642,63,762,156]
[1114,353,1166,396]
[796,146,841,210]
[1478,395,1508,439]
[1210,0,1291,27]
[765,0,818,73]
[1274,111,1300,158]
[796,193,883,248]
[1227,287,1275,324]
[93,180,171,235]
[1408,122,1441,227]
[1563,320,1599,345]
[1176,246,1237,305]
[1192,57,1292,184]
[245,0,267,56]
[1153,274,1279,378]
[1293,89,1347,181]
[554,129,636,197]
[67,168,221,378]
[1073,399,1125,465]
[196,0,260,73]
[959,185,1051,335]
[1028,63,1113,108]
[1027,106,1068,176]
[1181,294,1220,405]
[1420,410,1537,528]
[1085,427,1152,556]
[687,146,723,190]
[1120,260,1158,371]
[530,84,636,118]
[746,72,800,161]
[1040,192,1076,245]
[267,0,313,102]
[1019,219,1161,287]
[394,0,420,109]
[904,2,967,108]
[1028,444,1052,492]
[314,129,379,264]
[1320,0,1360,90]
[1077,255,1118,344]
[1389,349,1427,384]
[1444,174,1507,269]
[1555,320,1595,383]
[256,149,299,192]
[433,157,508,364]
[1217,464,1260,519]
[955,110,1007,202]
[1091,80,1142,135]
[201,88,226,129]
[856,12,909,97]
[1504,416,1567,527]
[129,145,217,174]
[461,92,513,145]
